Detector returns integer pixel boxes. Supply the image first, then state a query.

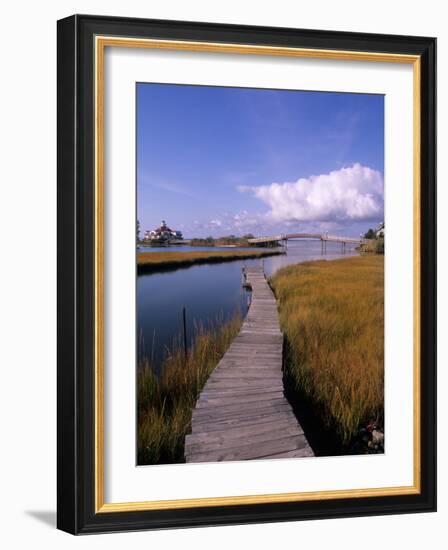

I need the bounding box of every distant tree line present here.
[190,234,255,247]
[363,228,377,239]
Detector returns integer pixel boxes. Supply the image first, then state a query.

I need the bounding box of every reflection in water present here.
[137,240,357,372]
[137,245,255,253]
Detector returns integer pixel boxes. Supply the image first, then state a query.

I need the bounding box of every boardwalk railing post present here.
[182,306,188,364]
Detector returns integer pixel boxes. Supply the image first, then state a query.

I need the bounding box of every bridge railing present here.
[248,233,366,245]
[324,234,364,244]
[247,235,285,243]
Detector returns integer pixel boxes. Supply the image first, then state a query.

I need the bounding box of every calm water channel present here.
[137,241,357,372]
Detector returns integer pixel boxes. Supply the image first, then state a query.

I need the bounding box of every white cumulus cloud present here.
[238,164,383,223]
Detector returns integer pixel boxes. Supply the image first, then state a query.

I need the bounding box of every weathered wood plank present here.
[205,381,279,389]
[186,417,302,445]
[185,425,304,455]
[199,386,284,398]
[194,401,288,419]
[208,374,282,382]
[188,434,311,463]
[197,392,284,407]
[190,411,299,434]
[192,401,292,424]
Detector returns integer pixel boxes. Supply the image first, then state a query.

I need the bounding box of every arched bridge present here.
[248,232,366,253]
[248,232,366,246]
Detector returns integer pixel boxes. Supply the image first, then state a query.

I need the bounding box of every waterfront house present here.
[144,220,183,243]
[375,222,385,238]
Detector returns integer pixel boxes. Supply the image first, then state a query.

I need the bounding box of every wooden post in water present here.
[182,306,188,363]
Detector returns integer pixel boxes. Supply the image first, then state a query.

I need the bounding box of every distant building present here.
[144,220,183,243]
[375,222,385,238]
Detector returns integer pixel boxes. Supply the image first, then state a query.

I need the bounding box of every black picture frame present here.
[57,14,436,534]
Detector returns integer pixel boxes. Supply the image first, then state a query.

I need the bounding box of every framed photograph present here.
[57,15,436,534]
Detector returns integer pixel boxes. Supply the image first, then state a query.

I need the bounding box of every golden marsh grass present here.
[137,249,283,272]
[137,315,242,465]
[271,256,384,446]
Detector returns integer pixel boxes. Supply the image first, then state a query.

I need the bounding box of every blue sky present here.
[137,83,384,238]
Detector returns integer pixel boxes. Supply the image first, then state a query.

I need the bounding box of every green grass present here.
[137,249,283,273]
[270,256,384,446]
[359,238,384,255]
[137,315,242,465]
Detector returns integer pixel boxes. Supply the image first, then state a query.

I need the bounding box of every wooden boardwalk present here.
[185,266,313,463]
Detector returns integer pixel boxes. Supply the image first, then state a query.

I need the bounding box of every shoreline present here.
[137,249,284,274]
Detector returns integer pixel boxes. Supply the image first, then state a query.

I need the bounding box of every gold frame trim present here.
[94,36,421,514]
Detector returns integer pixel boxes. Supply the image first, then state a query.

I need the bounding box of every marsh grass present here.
[137,315,242,465]
[271,256,384,448]
[360,238,384,255]
[137,249,283,273]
